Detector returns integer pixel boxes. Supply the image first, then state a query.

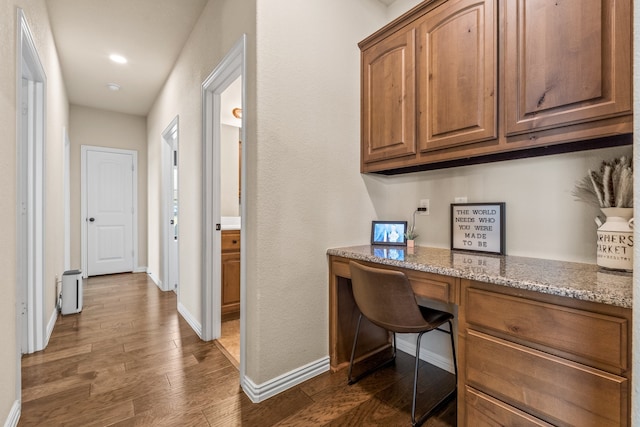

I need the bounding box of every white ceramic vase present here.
[595,207,634,271]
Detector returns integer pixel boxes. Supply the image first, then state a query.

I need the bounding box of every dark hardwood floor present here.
[19,273,456,426]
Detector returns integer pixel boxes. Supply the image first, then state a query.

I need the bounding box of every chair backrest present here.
[349,261,429,333]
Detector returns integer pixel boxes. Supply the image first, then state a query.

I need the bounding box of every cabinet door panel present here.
[222,230,240,252]
[222,252,240,306]
[466,330,627,427]
[465,387,554,426]
[418,0,496,151]
[362,28,416,163]
[504,0,631,134]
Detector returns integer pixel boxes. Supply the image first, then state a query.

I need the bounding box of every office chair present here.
[348,261,457,427]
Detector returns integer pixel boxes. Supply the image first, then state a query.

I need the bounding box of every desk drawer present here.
[466,330,627,427]
[465,387,553,426]
[406,271,456,304]
[466,287,627,370]
[221,230,240,252]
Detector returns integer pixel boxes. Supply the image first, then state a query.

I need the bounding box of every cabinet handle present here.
[232,240,238,244]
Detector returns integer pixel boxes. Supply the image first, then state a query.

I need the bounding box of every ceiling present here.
[47,0,396,118]
[46,0,208,116]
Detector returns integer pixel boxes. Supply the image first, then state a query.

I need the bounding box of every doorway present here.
[81,146,138,277]
[202,35,246,379]
[162,117,180,294]
[217,76,242,366]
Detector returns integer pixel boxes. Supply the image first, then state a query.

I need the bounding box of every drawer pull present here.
[232,240,238,244]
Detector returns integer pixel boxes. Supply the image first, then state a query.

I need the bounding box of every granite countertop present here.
[327,245,633,308]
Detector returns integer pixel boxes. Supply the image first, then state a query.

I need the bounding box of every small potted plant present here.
[404,229,419,248]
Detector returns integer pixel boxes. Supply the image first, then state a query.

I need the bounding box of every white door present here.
[162,118,179,293]
[86,149,135,276]
[168,144,179,292]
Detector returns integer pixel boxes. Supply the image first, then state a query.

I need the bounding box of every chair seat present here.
[418,306,454,330]
[367,306,453,334]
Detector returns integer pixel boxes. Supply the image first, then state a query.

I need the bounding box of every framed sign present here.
[451,203,505,254]
[371,221,408,246]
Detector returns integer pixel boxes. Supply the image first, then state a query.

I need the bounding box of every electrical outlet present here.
[418,199,430,215]
[455,196,468,203]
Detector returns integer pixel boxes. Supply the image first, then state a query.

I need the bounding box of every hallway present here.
[19,273,455,426]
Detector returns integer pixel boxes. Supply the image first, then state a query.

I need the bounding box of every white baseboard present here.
[395,335,455,374]
[241,356,330,403]
[147,271,163,290]
[3,400,20,427]
[45,308,58,348]
[178,302,202,339]
[133,266,147,274]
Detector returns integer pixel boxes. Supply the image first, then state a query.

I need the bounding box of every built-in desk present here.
[328,245,632,426]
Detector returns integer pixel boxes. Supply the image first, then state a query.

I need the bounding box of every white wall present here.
[146,0,256,336]
[68,105,148,271]
[364,146,632,263]
[0,0,68,423]
[221,124,240,217]
[251,0,388,383]
[387,0,421,19]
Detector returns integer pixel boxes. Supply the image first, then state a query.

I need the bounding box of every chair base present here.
[349,316,458,426]
[412,320,457,426]
[412,385,457,427]
[347,314,397,385]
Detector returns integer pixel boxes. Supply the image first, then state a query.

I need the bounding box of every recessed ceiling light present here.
[106,83,121,91]
[109,54,127,64]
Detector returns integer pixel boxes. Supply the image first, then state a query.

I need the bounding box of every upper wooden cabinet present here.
[359,0,632,174]
[504,0,632,135]
[361,27,417,163]
[417,0,496,152]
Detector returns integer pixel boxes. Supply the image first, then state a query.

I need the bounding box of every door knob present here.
[89,217,95,222]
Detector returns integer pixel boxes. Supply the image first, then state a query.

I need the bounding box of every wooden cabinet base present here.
[461,280,630,426]
[221,230,240,315]
[466,330,627,426]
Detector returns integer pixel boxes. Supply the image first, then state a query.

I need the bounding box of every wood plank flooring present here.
[19,273,456,426]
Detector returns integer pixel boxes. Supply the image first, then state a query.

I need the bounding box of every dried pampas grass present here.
[573,155,633,208]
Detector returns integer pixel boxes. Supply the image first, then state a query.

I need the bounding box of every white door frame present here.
[202,35,247,378]
[81,145,138,278]
[162,116,179,293]
[16,7,47,361]
[63,127,71,272]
